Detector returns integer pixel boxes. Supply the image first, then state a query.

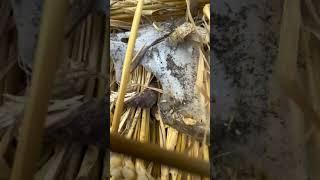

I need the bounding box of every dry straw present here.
[111,0,209,28]
[111,0,144,133]
[110,0,210,179]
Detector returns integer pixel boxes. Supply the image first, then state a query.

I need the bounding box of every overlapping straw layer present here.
[111,0,209,25]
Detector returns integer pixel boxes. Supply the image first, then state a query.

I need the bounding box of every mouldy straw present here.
[110,22,209,140]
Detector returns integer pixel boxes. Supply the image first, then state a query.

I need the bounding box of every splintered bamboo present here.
[10,0,68,179]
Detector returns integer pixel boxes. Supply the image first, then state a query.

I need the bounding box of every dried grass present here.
[111,0,209,29]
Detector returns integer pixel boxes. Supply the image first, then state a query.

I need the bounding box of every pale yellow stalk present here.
[203,4,210,21]
[126,108,142,138]
[111,0,144,133]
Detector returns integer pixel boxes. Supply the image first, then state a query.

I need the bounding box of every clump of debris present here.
[111,21,209,141]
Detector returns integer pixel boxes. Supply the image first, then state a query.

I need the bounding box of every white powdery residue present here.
[110,41,126,60]
[110,41,127,82]
[142,42,186,101]
[110,23,197,101]
[170,45,192,67]
[141,44,167,76]
[162,70,185,100]
[135,27,163,47]
[170,42,197,100]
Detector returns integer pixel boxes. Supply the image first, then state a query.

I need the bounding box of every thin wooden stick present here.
[110,133,210,177]
[10,0,68,179]
[111,0,144,133]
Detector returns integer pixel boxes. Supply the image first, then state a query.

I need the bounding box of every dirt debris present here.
[212,0,306,179]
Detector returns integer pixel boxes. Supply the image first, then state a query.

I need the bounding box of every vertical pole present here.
[10,0,68,179]
[111,0,144,133]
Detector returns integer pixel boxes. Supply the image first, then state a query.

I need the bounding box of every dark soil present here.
[211,1,307,179]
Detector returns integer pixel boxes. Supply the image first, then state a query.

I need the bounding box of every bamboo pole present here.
[110,133,210,177]
[10,0,68,179]
[111,0,144,133]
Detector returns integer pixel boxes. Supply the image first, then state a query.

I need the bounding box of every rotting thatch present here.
[110,0,210,179]
[111,22,209,141]
[0,0,210,179]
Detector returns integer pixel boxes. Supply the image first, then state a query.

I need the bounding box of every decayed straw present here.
[110,62,210,178]
[111,0,144,133]
[110,0,210,179]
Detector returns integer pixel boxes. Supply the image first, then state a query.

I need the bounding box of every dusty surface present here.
[110,23,209,140]
[212,0,307,179]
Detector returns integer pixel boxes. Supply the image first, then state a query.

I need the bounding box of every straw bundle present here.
[110,1,210,179]
[111,0,209,29]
